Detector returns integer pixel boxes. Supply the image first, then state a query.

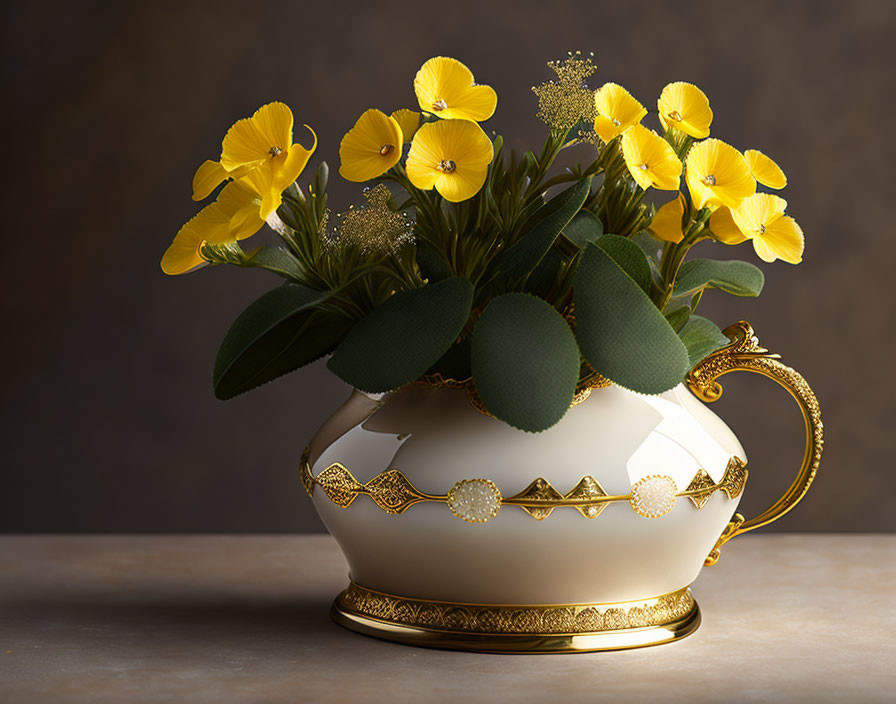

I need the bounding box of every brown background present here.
[1,0,893,532]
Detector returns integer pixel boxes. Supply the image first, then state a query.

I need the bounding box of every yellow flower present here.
[650,192,688,243]
[390,109,422,142]
[593,83,647,142]
[339,109,404,182]
[621,124,682,191]
[731,194,804,264]
[162,178,265,275]
[708,207,747,244]
[658,82,713,139]
[406,119,494,202]
[193,102,316,217]
[413,57,497,122]
[744,149,787,189]
[685,139,756,210]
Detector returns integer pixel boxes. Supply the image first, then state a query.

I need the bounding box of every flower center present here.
[612,117,621,126]
[639,163,649,170]
[702,174,717,186]
[432,99,448,111]
[668,110,682,122]
[437,159,457,173]
[379,144,395,156]
[269,146,283,157]
[759,224,767,234]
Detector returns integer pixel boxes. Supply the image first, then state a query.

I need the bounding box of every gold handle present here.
[685,321,824,565]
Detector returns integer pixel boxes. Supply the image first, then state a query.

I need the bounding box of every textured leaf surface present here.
[214,283,345,399]
[328,277,473,392]
[472,293,581,432]
[679,315,731,368]
[595,234,652,293]
[574,244,690,394]
[562,210,603,248]
[489,177,592,282]
[674,259,764,297]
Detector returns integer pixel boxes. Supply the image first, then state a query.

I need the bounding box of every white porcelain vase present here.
[300,322,823,652]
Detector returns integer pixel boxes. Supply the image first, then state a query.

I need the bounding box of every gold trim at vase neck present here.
[332,580,700,652]
[416,369,611,420]
[301,449,747,524]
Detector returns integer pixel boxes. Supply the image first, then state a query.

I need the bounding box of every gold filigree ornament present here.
[331,581,700,653]
[686,321,823,565]
[301,453,748,524]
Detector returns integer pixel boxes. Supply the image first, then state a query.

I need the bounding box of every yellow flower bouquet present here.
[162,53,804,432]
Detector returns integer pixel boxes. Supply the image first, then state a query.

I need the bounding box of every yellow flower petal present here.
[650,192,688,243]
[593,83,647,142]
[708,207,747,244]
[744,149,787,189]
[406,119,494,202]
[192,160,228,201]
[272,125,317,192]
[339,110,403,183]
[751,215,804,264]
[161,180,264,275]
[621,124,682,191]
[730,193,788,235]
[391,109,422,142]
[658,82,713,139]
[221,102,294,171]
[685,139,756,210]
[413,57,497,122]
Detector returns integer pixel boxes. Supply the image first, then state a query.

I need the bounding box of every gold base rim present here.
[330,587,702,654]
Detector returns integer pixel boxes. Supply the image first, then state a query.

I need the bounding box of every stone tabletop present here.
[1,534,893,703]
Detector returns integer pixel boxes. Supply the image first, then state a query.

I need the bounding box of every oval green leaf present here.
[674,259,765,297]
[679,315,732,368]
[214,283,347,400]
[574,244,690,394]
[488,177,592,282]
[595,234,652,293]
[328,277,474,392]
[472,293,581,432]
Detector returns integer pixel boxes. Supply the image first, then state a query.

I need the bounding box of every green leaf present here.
[664,306,691,333]
[674,259,765,297]
[574,244,690,394]
[214,283,348,400]
[472,293,581,432]
[427,338,472,381]
[415,240,453,282]
[246,246,306,280]
[523,249,565,298]
[488,177,592,282]
[679,315,731,368]
[328,277,474,392]
[594,234,651,293]
[561,210,603,248]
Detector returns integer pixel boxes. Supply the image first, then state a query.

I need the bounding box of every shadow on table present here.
[2,589,361,649]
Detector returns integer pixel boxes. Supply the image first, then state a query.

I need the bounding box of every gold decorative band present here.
[416,369,612,419]
[335,581,696,635]
[301,449,747,523]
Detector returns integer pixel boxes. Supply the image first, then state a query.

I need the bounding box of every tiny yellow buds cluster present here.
[162,102,315,275]
[532,51,598,130]
[330,184,415,256]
